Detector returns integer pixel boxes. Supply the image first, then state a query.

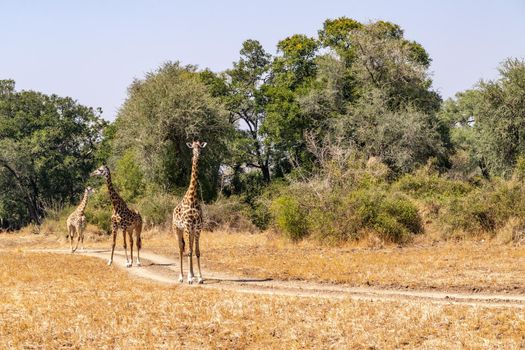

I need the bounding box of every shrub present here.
[373,212,409,243]
[40,204,75,237]
[84,185,113,234]
[382,195,423,235]
[438,180,525,237]
[394,168,472,203]
[270,177,422,244]
[136,193,178,228]
[85,209,112,234]
[349,189,421,243]
[514,156,525,182]
[204,196,257,232]
[249,203,272,230]
[270,195,308,241]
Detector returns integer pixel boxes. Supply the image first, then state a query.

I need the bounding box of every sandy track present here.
[29,248,525,308]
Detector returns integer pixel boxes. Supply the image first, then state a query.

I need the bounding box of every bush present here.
[382,195,423,235]
[394,168,472,203]
[271,195,308,241]
[136,193,178,228]
[438,180,525,236]
[348,189,420,243]
[514,156,525,182]
[204,196,257,232]
[84,185,113,234]
[40,204,75,237]
[373,213,409,243]
[85,209,112,234]
[270,176,422,244]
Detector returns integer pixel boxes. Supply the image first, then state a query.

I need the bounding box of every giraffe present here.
[66,186,95,253]
[90,165,143,267]
[173,140,207,284]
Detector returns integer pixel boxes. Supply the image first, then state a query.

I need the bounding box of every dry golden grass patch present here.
[1,252,525,349]
[4,226,525,294]
[144,231,525,293]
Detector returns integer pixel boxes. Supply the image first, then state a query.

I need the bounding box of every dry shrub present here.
[437,179,525,238]
[39,204,75,237]
[496,217,525,245]
[204,196,258,232]
[394,164,525,241]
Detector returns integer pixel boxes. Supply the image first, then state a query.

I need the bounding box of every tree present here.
[338,88,447,174]
[0,80,106,228]
[262,34,320,175]
[112,62,230,200]
[200,40,274,185]
[446,58,525,177]
[224,40,273,183]
[303,19,447,175]
[439,90,484,178]
[318,17,363,63]
[347,21,439,113]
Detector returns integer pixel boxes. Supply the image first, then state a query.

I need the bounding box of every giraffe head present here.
[85,186,96,196]
[90,165,110,180]
[186,141,207,158]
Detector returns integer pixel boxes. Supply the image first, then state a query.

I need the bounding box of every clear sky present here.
[1,0,524,120]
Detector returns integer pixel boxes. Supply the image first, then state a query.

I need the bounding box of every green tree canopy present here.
[444,58,525,177]
[0,80,106,228]
[112,62,231,200]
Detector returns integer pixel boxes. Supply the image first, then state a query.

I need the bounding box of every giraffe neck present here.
[184,153,200,203]
[76,190,89,214]
[105,172,125,210]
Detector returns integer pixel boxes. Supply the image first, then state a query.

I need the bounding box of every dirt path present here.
[30,248,525,308]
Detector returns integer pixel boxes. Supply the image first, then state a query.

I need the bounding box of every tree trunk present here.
[261,163,271,183]
[479,157,490,180]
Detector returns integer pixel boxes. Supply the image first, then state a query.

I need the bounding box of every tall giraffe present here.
[66,186,95,253]
[91,165,143,267]
[173,140,207,284]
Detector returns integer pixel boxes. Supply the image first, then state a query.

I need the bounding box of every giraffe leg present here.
[195,230,203,284]
[187,228,195,284]
[73,225,81,252]
[176,228,184,283]
[80,229,85,251]
[79,220,85,251]
[108,222,117,266]
[69,226,75,253]
[135,223,142,267]
[128,230,134,268]
[123,227,131,267]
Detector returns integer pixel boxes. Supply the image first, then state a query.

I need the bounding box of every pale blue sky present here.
[1,0,524,120]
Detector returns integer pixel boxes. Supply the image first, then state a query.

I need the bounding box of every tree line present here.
[1,17,524,231]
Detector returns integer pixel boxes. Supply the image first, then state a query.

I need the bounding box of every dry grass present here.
[143,230,525,294]
[3,226,525,294]
[1,252,525,349]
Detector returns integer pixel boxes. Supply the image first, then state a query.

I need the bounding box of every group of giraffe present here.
[67,140,207,284]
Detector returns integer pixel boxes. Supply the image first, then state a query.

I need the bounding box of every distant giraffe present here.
[66,186,95,253]
[91,165,143,267]
[173,141,207,284]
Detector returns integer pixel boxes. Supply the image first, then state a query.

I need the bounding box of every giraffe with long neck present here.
[91,165,143,267]
[173,140,207,284]
[66,186,95,253]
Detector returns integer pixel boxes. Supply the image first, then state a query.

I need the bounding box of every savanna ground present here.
[1,228,525,348]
